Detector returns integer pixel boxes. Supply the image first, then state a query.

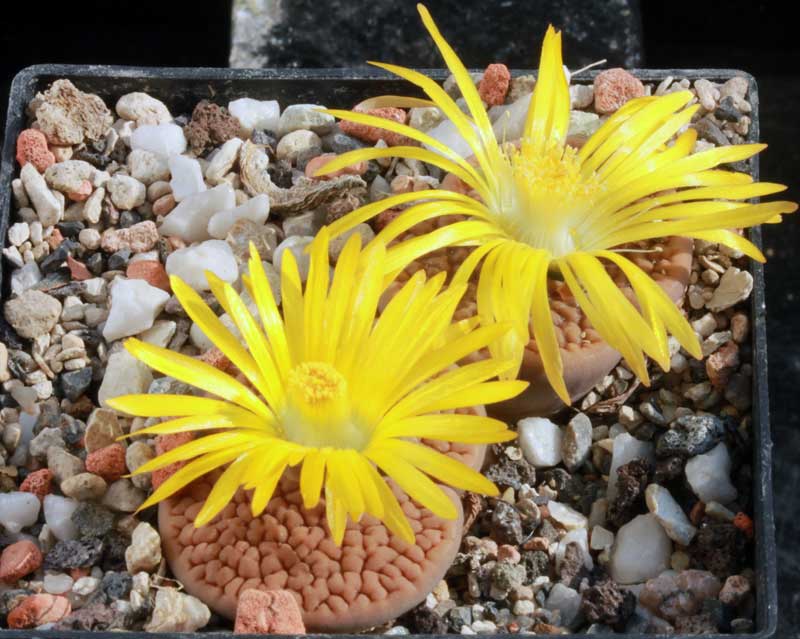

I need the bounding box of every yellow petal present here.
[123,339,272,420]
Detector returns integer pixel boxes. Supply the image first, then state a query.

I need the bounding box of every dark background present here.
[1,0,798,634]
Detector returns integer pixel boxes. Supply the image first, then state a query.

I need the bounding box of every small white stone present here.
[159,182,236,242]
[205,138,243,185]
[144,588,211,633]
[166,239,238,291]
[78,228,101,250]
[276,129,322,163]
[73,576,101,596]
[685,442,738,505]
[103,278,171,342]
[125,522,162,573]
[590,525,615,551]
[548,501,588,530]
[545,583,582,628]
[116,92,172,125]
[107,175,146,210]
[98,350,153,408]
[82,187,104,224]
[273,235,314,281]
[131,123,187,157]
[43,494,79,541]
[277,104,335,136]
[568,111,602,138]
[0,491,41,534]
[207,193,270,239]
[44,573,74,595]
[428,117,481,159]
[607,432,654,501]
[8,222,30,247]
[570,84,594,108]
[20,163,61,226]
[127,148,170,185]
[169,155,207,202]
[518,417,562,468]
[228,97,280,134]
[645,484,697,546]
[555,527,593,571]
[707,267,753,312]
[138,320,177,348]
[11,262,43,295]
[609,514,672,584]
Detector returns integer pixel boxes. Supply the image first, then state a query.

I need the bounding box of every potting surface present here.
[0,66,776,637]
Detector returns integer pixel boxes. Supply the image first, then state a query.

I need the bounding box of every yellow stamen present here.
[287,361,347,405]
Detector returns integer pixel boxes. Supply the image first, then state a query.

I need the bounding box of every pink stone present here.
[0,540,43,584]
[67,255,92,281]
[305,153,367,180]
[100,220,159,253]
[593,68,645,114]
[639,569,722,621]
[67,179,93,202]
[16,129,55,172]
[85,443,127,482]
[126,260,170,292]
[152,432,195,490]
[7,594,71,628]
[234,589,306,634]
[19,468,54,503]
[339,107,414,146]
[478,63,511,106]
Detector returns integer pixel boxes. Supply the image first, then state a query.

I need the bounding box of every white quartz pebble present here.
[609,514,672,584]
[43,494,80,541]
[207,194,270,239]
[228,97,280,134]
[685,442,738,505]
[548,501,588,530]
[0,491,41,534]
[44,573,74,595]
[517,417,562,468]
[272,236,314,282]
[545,583,582,628]
[169,155,206,202]
[159,183,236,242]
[645,483,698,546]
[166,240,238,291]
[20,163,61,227]
[102,278,171,342]
[131,123,187,157]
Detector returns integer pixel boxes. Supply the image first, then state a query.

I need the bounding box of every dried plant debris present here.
[0,64,760,635]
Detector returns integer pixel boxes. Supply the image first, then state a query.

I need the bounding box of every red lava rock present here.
[100,221,159,253]
[339,107,415,146]
[184,100,241,152]
[733,512,754,539]
[126,260,170,292]
[16,129,55,172]
[67,179,93,202]
[706,341,740,388]
[593,68,645,114]
[85,443,127,482]
[478,63,511,106]
[0,540,43,583]
[199,347,234,373]
[234,589,306,634]
[375,208,403,230]
[7,594,72,628]
[19,468,54,503]
[497,544,521,564]
[67,255,92,281]
[305,153,368,180]
[46,228,65,250]
[152,432,195,490]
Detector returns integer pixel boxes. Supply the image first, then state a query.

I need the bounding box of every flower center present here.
[287,362,347,405]
[283,361,367,449]
[500,141,604,257]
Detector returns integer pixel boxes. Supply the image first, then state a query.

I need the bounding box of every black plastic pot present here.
[0,65,777,639]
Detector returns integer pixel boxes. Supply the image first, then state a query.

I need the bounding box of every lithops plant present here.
[109,230,526,628]
[317,4,796,416]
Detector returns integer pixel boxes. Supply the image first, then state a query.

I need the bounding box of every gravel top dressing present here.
[0,61,773,637]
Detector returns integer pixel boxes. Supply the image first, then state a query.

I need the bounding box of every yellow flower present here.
[316,4,797,404]
[106,230,526,544]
